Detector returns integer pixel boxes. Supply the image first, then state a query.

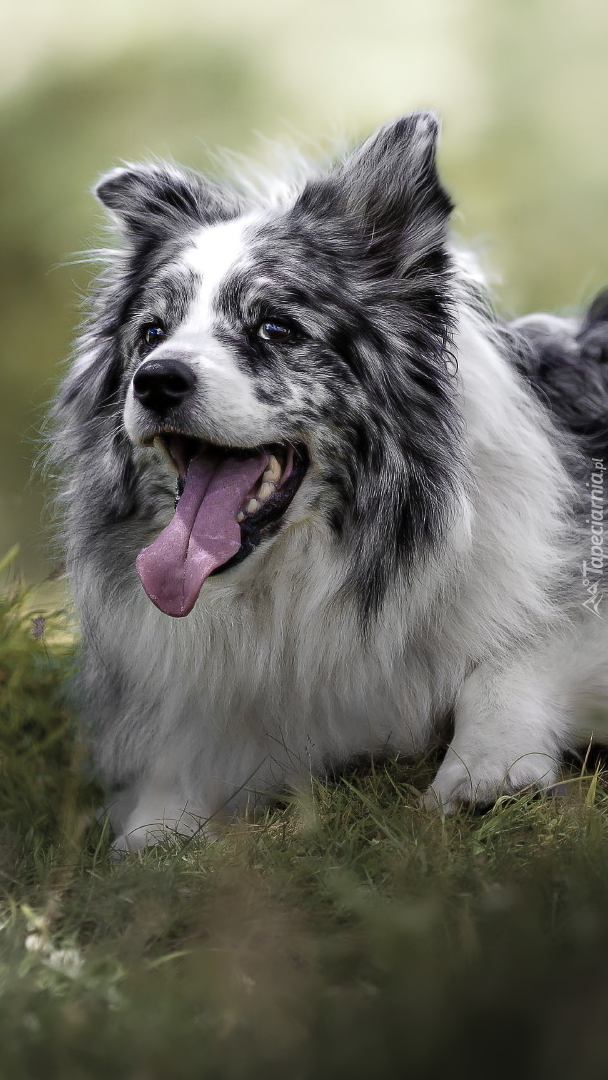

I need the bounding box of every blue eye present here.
[258,321,291,342]
[143,325,166,349]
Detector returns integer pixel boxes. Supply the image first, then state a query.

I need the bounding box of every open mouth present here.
[135,433,308,618]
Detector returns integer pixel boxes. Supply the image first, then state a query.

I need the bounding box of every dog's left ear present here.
[94,163,237,242]
[337,112,453,270]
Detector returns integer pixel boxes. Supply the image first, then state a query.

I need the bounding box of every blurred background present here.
[2,0,608,578]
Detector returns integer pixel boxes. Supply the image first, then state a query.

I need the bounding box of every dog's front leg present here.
[424,658,565,813]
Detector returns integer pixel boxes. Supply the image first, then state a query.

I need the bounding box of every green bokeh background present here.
[2,0,608,577]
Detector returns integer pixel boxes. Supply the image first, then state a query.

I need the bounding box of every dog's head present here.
[56,112,460,618]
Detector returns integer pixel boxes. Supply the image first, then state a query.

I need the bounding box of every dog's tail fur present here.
[511,290,608,461]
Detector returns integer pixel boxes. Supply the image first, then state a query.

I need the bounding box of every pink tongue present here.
[136,451,269,617]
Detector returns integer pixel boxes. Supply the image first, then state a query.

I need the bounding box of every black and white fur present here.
[50,113,608,850]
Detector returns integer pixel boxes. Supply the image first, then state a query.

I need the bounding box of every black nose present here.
[132,358,196,415]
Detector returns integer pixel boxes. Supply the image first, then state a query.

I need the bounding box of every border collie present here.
[50,113,608,850]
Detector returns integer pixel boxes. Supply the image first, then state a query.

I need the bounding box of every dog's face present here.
[57,113,460,618]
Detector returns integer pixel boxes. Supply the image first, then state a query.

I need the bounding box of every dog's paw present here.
[109,834,133,860]
[109,826,164,857]
[422,750,559,814]
[110,808,215,856]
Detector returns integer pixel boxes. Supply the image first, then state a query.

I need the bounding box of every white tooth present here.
[153,437,177,470]
[258,481,275,500]
[236,511,245,522]
[246,499,260,514]
[264,455,281,482]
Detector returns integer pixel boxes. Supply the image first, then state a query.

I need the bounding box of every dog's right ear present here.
[332,112,453,275]
[94,163,235,240]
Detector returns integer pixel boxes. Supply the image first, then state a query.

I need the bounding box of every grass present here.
[2,556,608,1078]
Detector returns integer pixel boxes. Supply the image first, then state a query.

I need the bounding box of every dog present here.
[50,112,608,851]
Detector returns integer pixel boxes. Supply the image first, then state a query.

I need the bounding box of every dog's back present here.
[512,291,608,461]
